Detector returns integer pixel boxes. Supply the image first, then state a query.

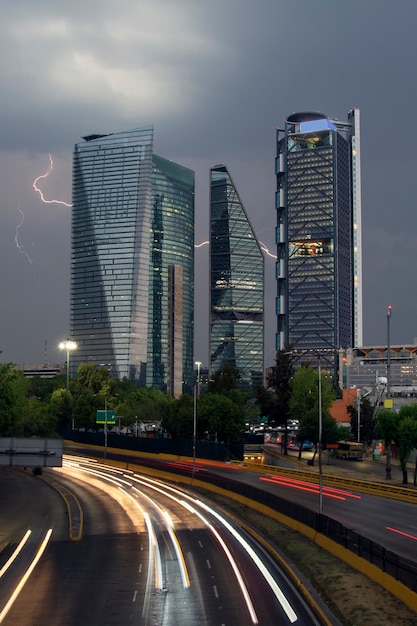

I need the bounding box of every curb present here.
[39,474,83,541]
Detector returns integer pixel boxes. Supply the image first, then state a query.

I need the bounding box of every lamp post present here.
[104,397,108,457]
[59,339,77,429]
[385,305,392,480]
[318,356,323,517]
[192,361,202,480]
[357,388,361,443]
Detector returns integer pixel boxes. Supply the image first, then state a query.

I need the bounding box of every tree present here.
[207,365,241,394]
[0,362,21,435]
[397,404,417,484]
[397,417,417,485]
[266,348,294,454]
[347,397,375,446]
[197,393,245,443]
[289,365,335,459]
[162,394,193,439]
[376,409,398,480]
[49,388,73,428]
[297,409,340,464]
[74,363,115,396]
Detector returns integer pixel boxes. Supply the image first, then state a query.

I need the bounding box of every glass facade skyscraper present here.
[276,110,362,382]
[71,127,194,394]
[210,164,264,387]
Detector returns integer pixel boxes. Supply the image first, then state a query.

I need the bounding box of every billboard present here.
[0,438,63,467]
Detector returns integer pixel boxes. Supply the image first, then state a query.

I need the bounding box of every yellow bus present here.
[335,441,363,460]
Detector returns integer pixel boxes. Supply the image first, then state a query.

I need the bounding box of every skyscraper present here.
[71,127,195,395]
[210,164,264,387]
[276,109,362,382]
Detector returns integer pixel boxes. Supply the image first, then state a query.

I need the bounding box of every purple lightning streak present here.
[195,239,277,260]
[259,241,277,259]
[32,154,72,207]
[15,206,36,270]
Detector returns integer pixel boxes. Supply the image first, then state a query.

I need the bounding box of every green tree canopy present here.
[207,365,241,394]
[265,348,294,453]
[197,392,245,443]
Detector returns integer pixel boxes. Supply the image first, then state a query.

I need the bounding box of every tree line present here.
[1,349,416,483]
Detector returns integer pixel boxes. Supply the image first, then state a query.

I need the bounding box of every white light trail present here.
[194,240,209,248]
[0,530,32,579]
[195,499,297,623]
[32,154,72,207]
[130,473,298,623]
[64,456,298,623]
[0,529,53,624]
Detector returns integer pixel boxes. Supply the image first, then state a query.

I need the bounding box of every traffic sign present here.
[96,410,116,424]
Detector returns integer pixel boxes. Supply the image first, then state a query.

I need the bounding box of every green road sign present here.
[96,410,116,424]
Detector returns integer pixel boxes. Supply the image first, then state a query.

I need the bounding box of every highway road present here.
[201,463,417,562]
[0,460,328,625]
[116,452,417,564]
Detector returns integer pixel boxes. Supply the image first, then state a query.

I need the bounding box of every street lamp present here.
[104,397,108,457]
[385,305,392,480]
[318,356,323,516]
[357,388,361,443]
[192,361,202,480]
[59,339,77,428]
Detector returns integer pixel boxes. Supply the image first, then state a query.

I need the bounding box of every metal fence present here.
[200,471,417,593]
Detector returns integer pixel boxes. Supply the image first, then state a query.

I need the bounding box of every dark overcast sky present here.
[1,0,417,368]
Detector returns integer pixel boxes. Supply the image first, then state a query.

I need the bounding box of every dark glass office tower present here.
[210,164,264,387]
[71,127,194,394]
[276,110,362,382]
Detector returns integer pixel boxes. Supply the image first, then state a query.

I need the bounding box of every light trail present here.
[0,530,32,579]
[260,476,348,500]
[386,526,417,542]
[194,240,209,248]
[64,457,296,622]
[32,154,72,207]
[262,474,362,500]
[0,528,53,624]
[125,471,297,623]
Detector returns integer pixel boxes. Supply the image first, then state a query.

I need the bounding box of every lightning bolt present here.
[32,154,72,207]
[195,239,277,260]
[15,207,37,280]
[259,241,277,259]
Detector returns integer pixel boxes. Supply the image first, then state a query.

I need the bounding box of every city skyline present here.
[1,1,417,368]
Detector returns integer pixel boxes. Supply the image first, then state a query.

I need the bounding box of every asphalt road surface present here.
[0,460,327,625]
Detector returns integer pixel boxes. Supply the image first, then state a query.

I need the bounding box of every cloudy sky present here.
[1,0,417,369]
